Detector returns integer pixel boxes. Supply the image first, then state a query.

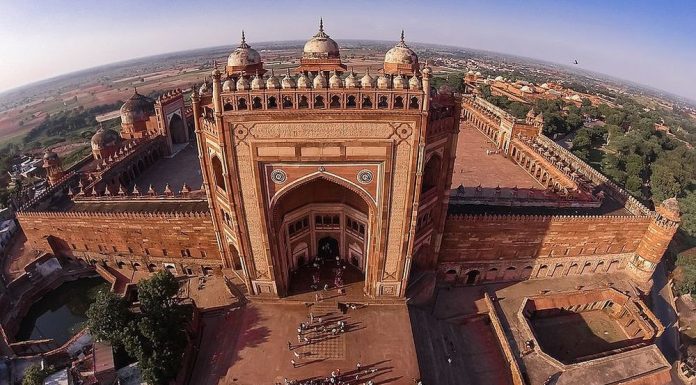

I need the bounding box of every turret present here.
[42,149,64,186]
[629,198,680,283]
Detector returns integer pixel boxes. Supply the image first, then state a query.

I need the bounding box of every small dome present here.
[227,31,262,68]
[236,76,250,90]
[467,70,475,75]
[344,70,358,88]
[313,71,327,88]
[266,70,280,89]
[392,73,406,89]
[120,90,155,124]
[409,76,421,90]
[43,149,59,162]
[377,74,390,89]
[384,31,418,66]
[297,73,310,89]
[520,85,533,93]
[303,19,340,59]
[91,127,121,149]
[329,71,342,88]
[198,82,209,96]
[495,76,504,82]
[250,73,265,90]
[540,83,549,89]
[361,70,375,88]
[222,78,235,92]
[475,71,482,76]
[281,69,296,89]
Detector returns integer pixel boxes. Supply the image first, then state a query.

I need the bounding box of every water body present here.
[15,277,109,346]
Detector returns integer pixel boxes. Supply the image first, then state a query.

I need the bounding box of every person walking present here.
[291,359,297,368]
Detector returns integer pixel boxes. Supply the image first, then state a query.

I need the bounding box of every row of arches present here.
[444,258,623,285]
[106,147,164,191]
[510,145,567,190]
[69,256,217,276]
[222,93,421,112]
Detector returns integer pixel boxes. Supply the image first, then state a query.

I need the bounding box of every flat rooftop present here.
[450,125,542,190]
[131,143,203,193]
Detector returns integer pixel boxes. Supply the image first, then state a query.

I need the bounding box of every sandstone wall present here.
[17,211,222,273]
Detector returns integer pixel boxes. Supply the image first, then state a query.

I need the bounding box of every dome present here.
[303,19,340,59]
[250,73,265,90]
[222,78,235,92]
[344,70,358,88]
[227,31,262,69]
[281,69,296,89]
[266,70,280,89]
[377,74,390,89]
[313,71,327,88]
[392,73,406,89]
[236,76,250,90]
[91,127,121,149]
[475,71,482,76]
[540,83,549,89]
[495,76,504,82]
[384,31,418,65]
[329,71,342,88]
[297,72,310,89]
[198,82,209,96]
[520,85,533,93]
[120,90,155,124]
[43,149,59,162]
[409,75,421,90]
[360,70,375,88]
[467,70,475,75]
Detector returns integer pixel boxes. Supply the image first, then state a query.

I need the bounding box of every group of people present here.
[280,362,381,385]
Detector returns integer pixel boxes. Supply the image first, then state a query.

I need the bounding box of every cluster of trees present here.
[23,101,123,143]
[21,364,54,385]
[86,271,190,385]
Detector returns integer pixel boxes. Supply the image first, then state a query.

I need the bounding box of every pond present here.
[15,276,109,346]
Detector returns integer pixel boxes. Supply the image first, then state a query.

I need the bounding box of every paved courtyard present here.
[191,301,420,385]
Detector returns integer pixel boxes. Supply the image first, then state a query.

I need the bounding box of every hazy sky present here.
[0,0,694,100]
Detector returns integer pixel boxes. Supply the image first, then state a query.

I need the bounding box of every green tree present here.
[22,364,49,385]
[86,290,131,343]
[675,254,696,295]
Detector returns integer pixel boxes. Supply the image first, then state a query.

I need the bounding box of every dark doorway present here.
[318,236,339,262]
[465,270,480,285]
[169,114,187,144]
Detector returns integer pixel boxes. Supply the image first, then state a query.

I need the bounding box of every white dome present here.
[313,72,327,88]
[297,73,310,89]
[250,73,265,90]
[303,19,340,59]
[360,71,375,88]
[540,83,549,89]
[222,78,235,92]
[266,71,280,89]
[409,75,421,90]
[475,71,482,76]
[377,74,390,89]
[227,31,261,68]
[520,85,532,93]
[329,71,342,88]
[392,73,406,89]
[384,31,418,65]
[344,70,358,88]
[236,76,250,91]
[281,70,296,89]
[495,76,504,81]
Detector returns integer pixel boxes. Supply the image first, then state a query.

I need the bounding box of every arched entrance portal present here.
[272,175,373,297]
[168,114,187,144]
[318,236,339,262]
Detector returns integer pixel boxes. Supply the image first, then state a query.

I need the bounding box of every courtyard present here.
[190,301,420,385]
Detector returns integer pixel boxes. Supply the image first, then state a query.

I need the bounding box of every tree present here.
[675,254,696,295]
[22,364,49,385]
[86,290,131,344]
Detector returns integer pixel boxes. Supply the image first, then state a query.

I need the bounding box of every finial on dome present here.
[241,30,246,44]
[400,30,405,43]
[319,17,324,33]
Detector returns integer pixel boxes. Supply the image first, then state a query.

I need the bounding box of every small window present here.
[237,98,247,109]
[252,97,262,109]
[181,249,187,257]
[347,95,356,108]
[112,246,118,252]
[282,96,293,108]
[145,248,150,256]
[163,249,168,256]
[315,96,325,108]
[394,96,404,108]
[299,95,309,109]
[268,96,278,109]
[128,246,133,253]
[409,97,419,109]
[378,96,388,109]
[71,243,77,250]
[200,250,207,259]
[330,95,341,108]
[362,97,372,108]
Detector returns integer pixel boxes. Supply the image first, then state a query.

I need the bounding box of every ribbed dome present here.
[282,69,296,89]
[313,71,327,88]
[227,31,262,68]
[43,149,59,162]
[377,74,390,89]
[303,19,340,59]
[297,73,310,89]
[222,78,235,92]
[344,70,358,88]
[198,82,209,96]
[120,90,154,124]
[266,70,280,89]
[251,73,265,90]
[392,73,406,89]
[384,31,418,65]
[409,75,421,90]
[236,76,250,90]
[360,70,375,88]
[91,127,121,149]
[329,71,342,88]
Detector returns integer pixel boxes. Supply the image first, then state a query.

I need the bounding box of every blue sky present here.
[0,0,694,100]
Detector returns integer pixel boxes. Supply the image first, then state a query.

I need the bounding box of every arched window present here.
[378,96,388,109]
[211,155,226,191]
[223,102,234,111]
[237,98,247,109]
[394,96,404,108]
[315,95,325,108]
[268,96,278,109]
[330,95,341,108]
[252,97,262,109]
[282,96,293,108]
[299,95,309,109]
[347,95,357,108]
[409,97,419,109]
[362,96,372,108]
[421,155,442,193]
